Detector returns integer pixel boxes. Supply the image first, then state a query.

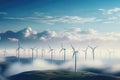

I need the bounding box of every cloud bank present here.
[99,8,120,14]
[0,27,120,48]
[5,59,58,76]
[4,59,120,77]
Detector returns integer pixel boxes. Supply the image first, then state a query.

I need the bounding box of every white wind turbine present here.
[35,48,39,59]
[23,48,26,57]
[31,48,36,62]
[107,49,114,60]
[60,43,66,61]
[3,48,7,57]
[82,47,88,61]
[48,45,54,63]
[71,45,79,76]
[41,48,45,59]
[88,46,97,61]
[16,41,24,63]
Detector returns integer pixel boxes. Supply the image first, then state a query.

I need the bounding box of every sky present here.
[1,0,120,48]
[0,0,120,32]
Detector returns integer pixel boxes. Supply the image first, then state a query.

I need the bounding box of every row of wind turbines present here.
[0,43,97,61]
[1,41,115,64]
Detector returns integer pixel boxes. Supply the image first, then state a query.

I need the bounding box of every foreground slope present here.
[8,70,120,80]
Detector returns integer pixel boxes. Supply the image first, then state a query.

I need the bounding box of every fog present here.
[5,59,58,76]
[4,58,120,77]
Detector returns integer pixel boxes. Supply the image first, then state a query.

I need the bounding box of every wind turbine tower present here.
[60,43,66,61]
[41,48,45,59]
[35,48,39,59]
[107,49,114,60]
[48,45,54,63]
[31,48,36,62]
[4,48,7,57]
[82,47,88,61]
[16,41,24,63]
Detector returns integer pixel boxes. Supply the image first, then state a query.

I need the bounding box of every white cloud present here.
[79,29,97,35]
[99,8,120,14]
[8,38,18,42]
[4,17,29,20]
[104,21,115,24]
[108,17,118,20]
[57,16,97,23]
[0,12,8,15]
[38,30,57,41]
[4,15,98,24]
[98,8,120,24]
[61,28,120,47]
[22,27,37,37]
[41,16,98,24]
[1,27,120,48]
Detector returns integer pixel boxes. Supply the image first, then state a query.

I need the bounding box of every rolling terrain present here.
[8,70,120,80]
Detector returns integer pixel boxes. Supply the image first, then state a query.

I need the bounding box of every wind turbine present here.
[107,49,114,60]
[41,48,45,59]
[59,43,66,61]
[82,47,88,61]
[16,41,24,63]
[3,48,7,57]
[48,45,54,63]
[71,45,79,77]
[88,46,97,61]
[31,48,36,62]
[23,48,26,57]
[35,48,39,59]
[2,48,7,57]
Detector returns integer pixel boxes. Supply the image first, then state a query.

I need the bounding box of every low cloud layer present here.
[4,59,120,77]
[5,59,58,76]
[1,27,120,48]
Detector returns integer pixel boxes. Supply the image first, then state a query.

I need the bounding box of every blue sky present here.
[0,0,120,32]
[1,0,120,48]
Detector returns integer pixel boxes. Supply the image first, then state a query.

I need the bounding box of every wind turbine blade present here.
[48,44,51,49]
[71,44,75,52]
[59,49,63,53]
[94,46,97,50]
[16,48,19,51]
[72,52,75,58]
[88,45,93,49]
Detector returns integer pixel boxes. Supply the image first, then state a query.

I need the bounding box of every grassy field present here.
[8,70,120,80]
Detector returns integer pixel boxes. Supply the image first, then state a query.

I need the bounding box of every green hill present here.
[8,70,120,80]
